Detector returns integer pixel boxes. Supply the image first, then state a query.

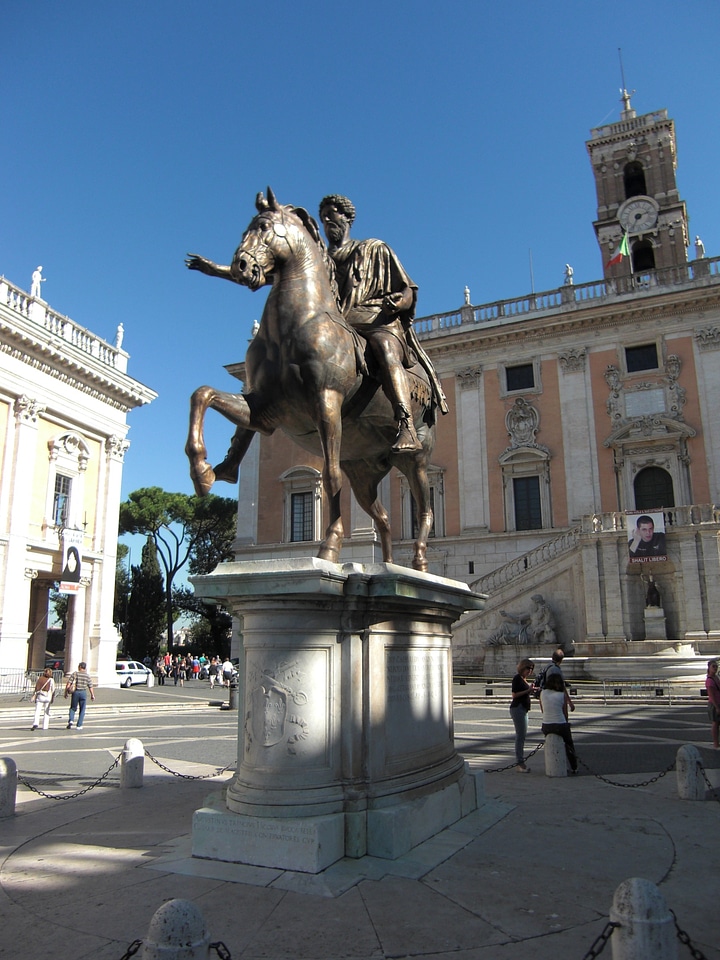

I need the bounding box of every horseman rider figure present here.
[213,193,447,481]
[318,195,447,452]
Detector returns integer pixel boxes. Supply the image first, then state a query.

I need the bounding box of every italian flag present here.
[607,232,629,267]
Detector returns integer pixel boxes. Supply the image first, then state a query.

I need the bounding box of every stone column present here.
[678,534,706,640]
[235,434,259,546]
[0,397,45,665]
[557,349,601,521]
[64,586,87,673]
[699,530,720,641]
[455,368,488,532]
[601,539,627,641]
[581,537,605,639]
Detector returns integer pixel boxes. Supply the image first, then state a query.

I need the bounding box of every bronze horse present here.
[185,188,438,571]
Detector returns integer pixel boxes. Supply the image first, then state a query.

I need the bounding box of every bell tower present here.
[586,90,689,277]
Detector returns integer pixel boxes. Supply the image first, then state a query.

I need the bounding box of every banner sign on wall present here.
[59,528,83,593]
[626,511,667,563]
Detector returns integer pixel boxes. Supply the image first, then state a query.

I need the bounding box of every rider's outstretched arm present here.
[185,255,237,282]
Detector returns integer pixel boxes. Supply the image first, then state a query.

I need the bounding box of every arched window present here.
[632,239,655,272]
[634,467,674,510]
[624,162,646,198]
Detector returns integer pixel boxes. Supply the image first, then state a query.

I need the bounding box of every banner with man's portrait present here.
[627,511,667,563]
[59,528,83,593]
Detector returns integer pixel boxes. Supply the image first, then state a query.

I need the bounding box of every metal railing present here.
[453,675,707,704]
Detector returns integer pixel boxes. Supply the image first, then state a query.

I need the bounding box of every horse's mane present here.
[316,236,342,312]
[290,207,342,312]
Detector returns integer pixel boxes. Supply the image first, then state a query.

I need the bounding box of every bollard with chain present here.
[609,877,677,959]
[0,757,17,817]
[121,738,145,789]
[675,744,704,801]
[134,898,231,959]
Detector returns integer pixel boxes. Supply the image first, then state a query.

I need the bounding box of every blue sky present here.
[3,1,719,506]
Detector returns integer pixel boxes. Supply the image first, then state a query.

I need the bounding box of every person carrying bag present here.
[32,669,56,731]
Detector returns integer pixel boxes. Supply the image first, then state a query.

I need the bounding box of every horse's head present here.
[231,187,319,291]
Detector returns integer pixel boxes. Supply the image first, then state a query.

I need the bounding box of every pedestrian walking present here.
[31,668,56,730]
[705,659,720,749]
[509,658,535,772]
[65,662,95,730]
[221,658,234,688]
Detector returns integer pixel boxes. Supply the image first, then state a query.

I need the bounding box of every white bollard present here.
[609,878,677,960]
[0,757,18,817]
[675,744,704,801]
[141,899,211,959]
[543,734,567,777]
[121,738,145,789]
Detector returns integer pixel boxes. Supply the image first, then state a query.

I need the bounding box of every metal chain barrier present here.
[576,753,676,788]
[117,940,231,959]
[580,920,619,959]
[671,909,710,960]
[118,940,142,960]
[697,762,720,806]
[484,739,544,773]
[17,753,122,800]
[144,748,235,780]
[210,943,232,959]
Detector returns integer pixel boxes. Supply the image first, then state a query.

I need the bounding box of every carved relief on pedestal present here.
[244,656,312,758]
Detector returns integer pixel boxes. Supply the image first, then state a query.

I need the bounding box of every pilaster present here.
[455,367,488,532]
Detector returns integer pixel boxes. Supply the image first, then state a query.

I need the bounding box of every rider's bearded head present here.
[319,195,356,225]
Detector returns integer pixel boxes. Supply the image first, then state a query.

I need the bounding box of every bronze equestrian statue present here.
[185,188,445,572]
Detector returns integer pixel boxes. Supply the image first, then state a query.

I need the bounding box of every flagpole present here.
[528,249,535,294]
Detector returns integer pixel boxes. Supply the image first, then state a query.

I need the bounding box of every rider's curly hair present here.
[319,194,356,224]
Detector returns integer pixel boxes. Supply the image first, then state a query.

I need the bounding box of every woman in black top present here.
[509,658,535,772]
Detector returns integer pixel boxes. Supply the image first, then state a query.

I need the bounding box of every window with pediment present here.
[45,432,90,534]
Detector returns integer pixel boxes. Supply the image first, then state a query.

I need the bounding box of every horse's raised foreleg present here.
[186,386,255,496]
[315,391,344,564]
[343,463,393,564]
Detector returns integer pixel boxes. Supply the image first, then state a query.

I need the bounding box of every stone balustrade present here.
[470,526,582,595]
[0,276,127,373]
[414,256,720,340]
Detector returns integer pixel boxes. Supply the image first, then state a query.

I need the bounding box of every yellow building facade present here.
[0,276,156,685]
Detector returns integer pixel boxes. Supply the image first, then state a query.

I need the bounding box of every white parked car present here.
[116,660,152,688]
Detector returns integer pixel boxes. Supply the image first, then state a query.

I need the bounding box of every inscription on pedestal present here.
[386,648,449,757]
[197,813,317,846]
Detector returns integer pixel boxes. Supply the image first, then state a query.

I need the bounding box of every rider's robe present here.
[330,239,448,414]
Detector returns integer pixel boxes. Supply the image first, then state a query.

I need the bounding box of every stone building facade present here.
[0,275,156,685]
[228,98,720,663]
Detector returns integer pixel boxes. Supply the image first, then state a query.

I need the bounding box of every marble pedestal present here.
[190,558,485,873]
[644,606,668,640]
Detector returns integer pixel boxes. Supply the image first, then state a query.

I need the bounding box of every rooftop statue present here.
[30,266,45,299]
[185,188,446,572]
